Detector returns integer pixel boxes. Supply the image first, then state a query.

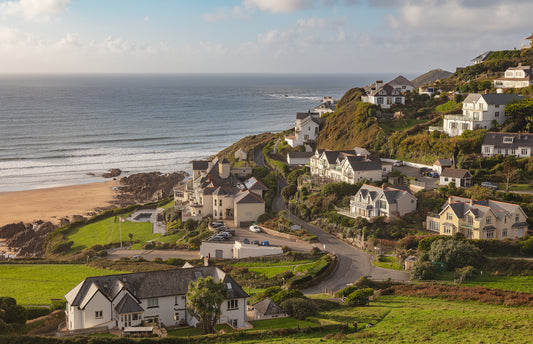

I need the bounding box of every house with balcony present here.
[313,97,338,115]
[348,184,417,220]
[481,132,533,157]
[493,63,533,89]
[174,158,267,227]
[285,111,322,148]
[64,266,249,332]
[425,196,529,240]
[309,149,384,184]
[443,93,523,137]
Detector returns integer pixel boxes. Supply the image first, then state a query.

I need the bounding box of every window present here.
[227,299,238,310]
[467,229,473,238]
[486,216,492,224]
[230,319,238,327]
[461,123,468,130]
[377,97,383,104]
[175,296,179,305]
[174,312,180,321]
[521,148,528,156]
[484,147,490,154]
[515,214,520,222]
[444,225,451,234]
[148,298,159,308]
[446,213,453,220]
[395,97,402,104]
[444,177,449,182]
[219,199,222,206]
[495,104,500,108]
[486,230,494,239]
[450,122,457,129]
[429,221,440,232]
[495,111,499,118]
[503,137,514,143]
[467,215,474,225]
[95,311,103,319]
[379,200,387,209]
[214,200,217,206]
[502,229,508,237]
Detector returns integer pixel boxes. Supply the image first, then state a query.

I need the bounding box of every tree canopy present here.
[186,277,227,334]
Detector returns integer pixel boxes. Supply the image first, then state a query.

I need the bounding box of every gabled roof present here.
[463,93,523,105]
[389,75,414,88]
[296,111,319,120]
[482,132,533,149]
[253,297,287,316]
[434,158,452,167]
[441,196,525,221]
[287,151,314,159]
[356,184,414,205]
[67,266,248,308]
[244,177,268,191]
[369,83,403,97]
[344,154,382,172]
[235,190,264,204]
[441,168,472,179]
[115,293,144,314]
[471,51,492,63]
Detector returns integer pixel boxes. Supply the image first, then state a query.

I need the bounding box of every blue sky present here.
[0,0,532,74]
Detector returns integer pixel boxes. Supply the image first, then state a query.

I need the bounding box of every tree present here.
[345,288,374,306]
[128,233,133,242]
[465,185,494,200]
[428,239,483,270]
[410,261,436,280]
[280,297,316,320]
[186,277,227,334]
[502,157,522,192]
[0,297,26,326]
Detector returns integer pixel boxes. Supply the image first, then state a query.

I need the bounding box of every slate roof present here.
[253,297,287,317]
[441,168,472,179]
[235,190,264,204]
[192,160,209,171]
[115,294,144,314]
[442,196,524,221]
[389,75,414,88]
[345,155,382,172]
[287,151,314,159]
[463,93,523,105]
[368,83,403,97]
[471,51,492,63]
[296,112,319,120]
[434,158,452,167]
[482,132,533,149]
[356,184,414,205]
[66,266,248,308]
[244,177,268,191]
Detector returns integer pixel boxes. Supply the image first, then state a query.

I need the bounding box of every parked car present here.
[217,232,231,239]
[419,167,429,175]
[261,241,270,246]
[242,238,250,244]
[428,171,439,178]
[481,181,499,190]
[131,255,141,260]
[209,235,227,241]
[393,160,403,167]
[223,228,235,235]
[249,225,261,233]
[251,240,260,245]
[216,226,228,231]
[211,221,224,228]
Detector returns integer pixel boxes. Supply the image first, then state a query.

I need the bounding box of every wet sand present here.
[0,181,118,227]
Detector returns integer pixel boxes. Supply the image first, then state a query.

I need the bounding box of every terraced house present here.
[426,196,529,240]
[348,184,417,220]
[309,149,384,184]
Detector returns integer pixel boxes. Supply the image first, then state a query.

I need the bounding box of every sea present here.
[0,73,398,192]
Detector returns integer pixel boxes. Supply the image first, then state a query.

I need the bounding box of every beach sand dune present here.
[0,181,118,227]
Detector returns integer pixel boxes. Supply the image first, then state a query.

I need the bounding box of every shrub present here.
[50,300,67,312]
[271,289,304,305]
[335,285,359,298]
[24,307,50,320]
[411,261,436,280]
[428,239,483,270]
[280,297,317,320]
[345,288,373,306]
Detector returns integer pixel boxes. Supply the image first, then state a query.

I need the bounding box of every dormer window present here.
[503,137,514,144]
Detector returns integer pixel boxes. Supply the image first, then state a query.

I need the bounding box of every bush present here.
[345,288,373,306]
[50,300,67,312]
[335,285,359,298]
[411,261,436,280]
[271,289,304,305]
[24,307,50,320]
[0,297,26,325]
[280,297,317,320]
[428,239,483,270]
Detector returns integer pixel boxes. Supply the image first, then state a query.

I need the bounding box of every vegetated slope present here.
[411,69,453,88]
[316,88,381,150]
[216,132,278,162]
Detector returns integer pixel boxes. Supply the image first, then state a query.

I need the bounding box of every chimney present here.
[484,88,489,94]
[204,256,209,266]
[470,198,474,206]
[382,183,386,190]
[518,62,522,67]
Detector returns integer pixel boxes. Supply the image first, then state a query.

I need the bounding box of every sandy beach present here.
[0,181,118,227]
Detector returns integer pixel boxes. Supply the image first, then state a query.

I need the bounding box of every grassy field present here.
[66,215,159,252]
[372,256,402,270]
[435,272,533,293]
[0,264,126,305]
[233,259,317,278]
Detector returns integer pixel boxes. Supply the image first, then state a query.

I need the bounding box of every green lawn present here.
[496,183,533,191]
[160,199,175,209]
[248,317,316,330]
[66,216,159,252]
[232,259,315,267]
[154,231,186,244]
[167,324,233,337]
[0,264,126,305]
[372,256,402,270]
[233,260,317,278]
[435,273,533,293]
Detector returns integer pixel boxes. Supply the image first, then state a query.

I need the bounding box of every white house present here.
[285,112,322,148]
[64,266,249,332]
[348,184,417,220]
[361,83,405,109]
[433,158,453,174]
[287,151,314,166]
[251,298,288,320]
[388,75,415,93]
[309,149,384,184]
[313,97,337,115]
[443,93,523,137]
[481,132,533,158]
[494,64,533,89]
[200,241,283,259]
[440,168,472,188]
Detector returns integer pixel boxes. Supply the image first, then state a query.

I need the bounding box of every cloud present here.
[244,0,316,13]
[0,0,70,21]
[203,6,250,22]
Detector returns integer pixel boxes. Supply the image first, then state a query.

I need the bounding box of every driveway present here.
[393,165,439,190]
[272,187,410,294]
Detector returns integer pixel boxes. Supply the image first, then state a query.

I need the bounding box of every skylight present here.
[503,137,514,143]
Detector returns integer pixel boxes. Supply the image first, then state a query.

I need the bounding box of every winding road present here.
[255,148,410,293]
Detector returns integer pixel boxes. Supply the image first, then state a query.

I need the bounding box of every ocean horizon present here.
[0,73,406,192]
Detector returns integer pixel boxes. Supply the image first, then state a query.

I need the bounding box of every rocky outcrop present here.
[102,168,122,178]
[115,171,188,206]
[2,221,57,257]
[0,222,28,238]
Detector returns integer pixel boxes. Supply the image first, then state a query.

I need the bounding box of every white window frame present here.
[227,299,238,310]
[148,298,159,308]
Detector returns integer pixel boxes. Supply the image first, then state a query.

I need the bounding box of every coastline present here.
[0,180,118,227]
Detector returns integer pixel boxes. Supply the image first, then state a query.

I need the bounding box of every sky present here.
[0,0,532,74]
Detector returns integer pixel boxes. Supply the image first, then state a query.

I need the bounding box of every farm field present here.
[65,215,158,252]
[435,273,533,293]
[0,264,126,305]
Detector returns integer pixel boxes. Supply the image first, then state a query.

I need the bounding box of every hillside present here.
[411,69,453,88]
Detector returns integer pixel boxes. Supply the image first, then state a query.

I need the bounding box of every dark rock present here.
[102,169,122,178]
[0,223,25,239]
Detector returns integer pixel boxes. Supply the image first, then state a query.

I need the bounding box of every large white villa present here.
[443,93,523,137]
[64,266,249,332]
